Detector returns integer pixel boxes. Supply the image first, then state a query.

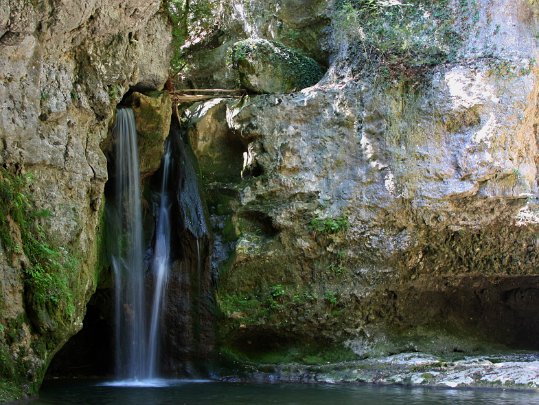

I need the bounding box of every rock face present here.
[0,0,170,399]
[161,116,215,375]
[183,0,539,359]
[230,39,324,93]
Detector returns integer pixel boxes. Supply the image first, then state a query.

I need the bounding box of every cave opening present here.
[384,275,539,352]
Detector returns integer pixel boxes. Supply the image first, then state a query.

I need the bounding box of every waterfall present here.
[148,140,172,378]
[109,108,213,383]
[111,108,147,380]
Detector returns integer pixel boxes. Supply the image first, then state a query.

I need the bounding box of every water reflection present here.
[34,380,539,405]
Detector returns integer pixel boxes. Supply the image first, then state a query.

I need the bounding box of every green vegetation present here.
[221,342,357,365]
[40,91,50,102]
[324,291,339,306]
[270,284,286,299]
[0,168,81,399]
[164,0,188,75]
[0,380,24,402]
[0,168,76,330]
[219,285,291,326]
[164,0,216,75]
[310,215,349,234]
[228,39,324,93]
[487,58,536,79]
[334,0,478,84]
[107,84,123,103]
[0,316,29,395]
[219,284,345,328]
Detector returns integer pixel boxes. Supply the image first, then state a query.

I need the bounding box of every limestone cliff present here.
[0,0,170,399]
[181,0,539,360]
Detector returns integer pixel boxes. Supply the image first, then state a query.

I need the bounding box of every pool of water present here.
[31,379,539,404]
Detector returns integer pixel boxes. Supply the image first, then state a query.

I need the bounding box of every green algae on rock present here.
[230,39,324,94]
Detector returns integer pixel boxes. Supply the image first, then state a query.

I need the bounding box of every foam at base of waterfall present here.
[98,378,213,388]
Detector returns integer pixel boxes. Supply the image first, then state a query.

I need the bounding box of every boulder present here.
[127,91,172,178]
[230,39,324,93]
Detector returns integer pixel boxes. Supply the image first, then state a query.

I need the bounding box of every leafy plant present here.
[164,0,188,75]
[270,284,286,299]
[164,0,219,76]
[324,291,339,306]
[310,216,350,234]
[329,263,346,275]
[107,84,123,102]
[0,168,76,324]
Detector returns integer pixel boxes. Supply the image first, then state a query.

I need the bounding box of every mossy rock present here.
[0,379,24,402]
[230,39,324,94]
[126,91,172,178]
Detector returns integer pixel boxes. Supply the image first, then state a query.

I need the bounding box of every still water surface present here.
[33,379,539,404]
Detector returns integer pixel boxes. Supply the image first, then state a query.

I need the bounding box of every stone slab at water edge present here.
[229,353,539,390]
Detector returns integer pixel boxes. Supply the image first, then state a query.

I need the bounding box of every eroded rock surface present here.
[184,0,539,358]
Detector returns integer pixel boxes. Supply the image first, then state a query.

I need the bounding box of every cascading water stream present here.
[111,108,147,380]
[108,108,212,384]
[148,140,172,379]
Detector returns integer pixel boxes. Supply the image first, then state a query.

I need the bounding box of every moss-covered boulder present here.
[230,39,324,94]
[127,91,172,178]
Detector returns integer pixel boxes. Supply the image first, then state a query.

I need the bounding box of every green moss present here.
[220,216,237,242]
[229,39,324,93]
[0,345,16,383]
[310,215,349,234]
[93,202,110,287]
[218,282,347,333]
[219,293,272,325]
[0,315,32,400]
[107,84,123,103]
[0,168,76,335]
[0,379,24,402]
[218,282,304,327]
[221,341,357,365]
[487,58,536,79]
[0,167,83,400]
[334,0,478,84]
[218,243,300,293]
[323,291,339,306]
